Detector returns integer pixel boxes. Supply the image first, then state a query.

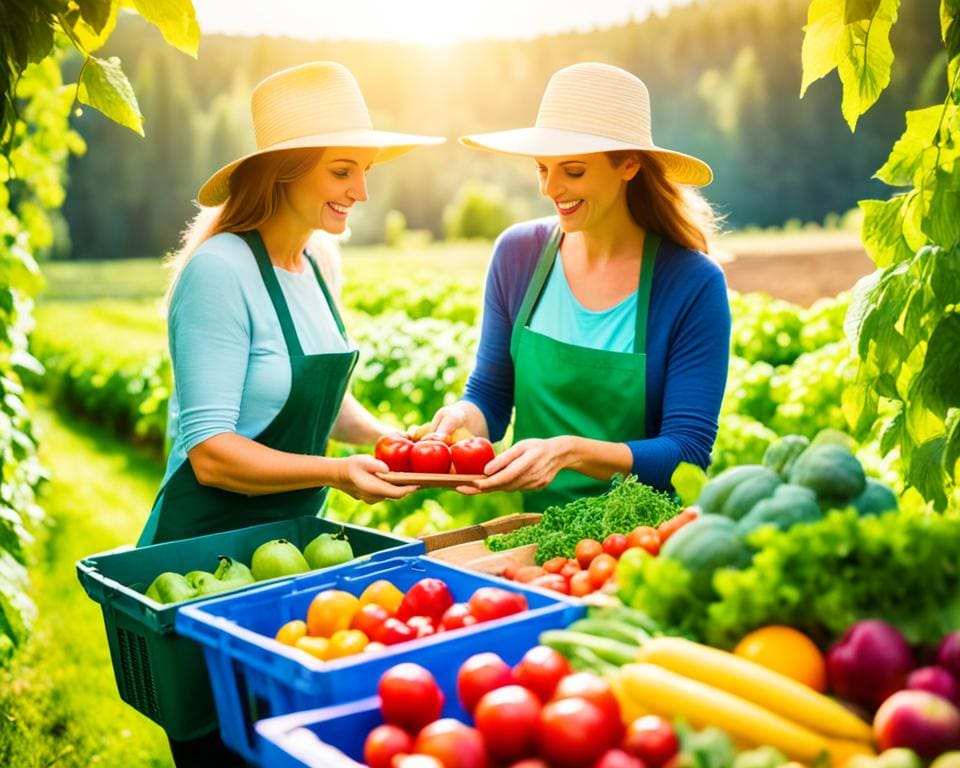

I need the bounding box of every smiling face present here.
[281,146,379,234]
[535,153,641,234]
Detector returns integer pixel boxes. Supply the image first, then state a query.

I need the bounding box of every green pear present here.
[930,753,960,768]
[250,538,310,581]
[303,532,354,570]
[145,572,199,604]
[878,750,924,768]
[213,556,254,585]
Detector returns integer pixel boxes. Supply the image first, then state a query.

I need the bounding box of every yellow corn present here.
[636,637,873,742]
[618,663,830,763]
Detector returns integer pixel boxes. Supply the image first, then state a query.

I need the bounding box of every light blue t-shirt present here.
[528,254,638,352]
[159,232,351,493]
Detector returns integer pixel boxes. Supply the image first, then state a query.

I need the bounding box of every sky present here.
[192,0,697,44]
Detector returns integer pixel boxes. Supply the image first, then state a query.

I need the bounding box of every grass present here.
[0,396,170,768]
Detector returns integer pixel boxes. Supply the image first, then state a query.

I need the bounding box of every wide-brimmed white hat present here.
[198,62,445,206]
[460,62,712,187]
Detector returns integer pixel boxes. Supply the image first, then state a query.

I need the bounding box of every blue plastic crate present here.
[177,555,584,763]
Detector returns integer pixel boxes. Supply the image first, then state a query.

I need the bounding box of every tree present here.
[800,0,960,508]
[443,180,516,241]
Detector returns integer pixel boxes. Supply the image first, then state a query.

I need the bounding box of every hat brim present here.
[198,129,446,207]
[459,127,712,187]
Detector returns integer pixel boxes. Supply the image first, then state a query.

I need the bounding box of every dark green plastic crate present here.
[76,516,422,740]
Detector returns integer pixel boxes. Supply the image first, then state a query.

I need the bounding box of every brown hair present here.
[607,151,719,253]
[164,148,325,302]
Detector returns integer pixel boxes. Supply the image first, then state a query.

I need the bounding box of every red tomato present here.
[440,603,477,631]
[457,652,515,713]
[569,570,595,597]
[379,617,417,645]
[501,559,524,580]
[587,553,618,589]
[468,587,528,623]
[414,718,489,768]
[553,673,622,736]
[559,560,581,580]
[529,574,570,594]
[594,749,646,768]
[602,533,630,559]
[473,684,542,763]
[574,539,603,569]
[536,697,619,768]
[513,645,571,702]
[622,716,679,768]
[451,437,496,475]
[410,440,452,474]
[514,565,546,583]
[351,603,391,642]
[375,435,414,473]
[397,578,454,623]
[657,509,699,545]
[379,663,444,732]
[626,526,661,556]
[542,557,569,574]
[364,724,414,768]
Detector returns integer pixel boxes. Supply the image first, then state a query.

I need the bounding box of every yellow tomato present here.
[733,625,827,692]
[326,629,370,659]
[294,635,331,660]
[306,589,360,638]
[358,579,404,616]
[274,619,308,646]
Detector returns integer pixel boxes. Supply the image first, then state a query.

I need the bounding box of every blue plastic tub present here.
[177,555,583,763]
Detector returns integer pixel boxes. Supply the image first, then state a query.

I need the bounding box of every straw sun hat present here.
[198,62,445,206]
[460,62,713,187]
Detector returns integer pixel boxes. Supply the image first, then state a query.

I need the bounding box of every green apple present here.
[303,532,354,570]
[145,572,198,604]
[930,752,960,768]
[250,538,310,581]
[877,749,924,768]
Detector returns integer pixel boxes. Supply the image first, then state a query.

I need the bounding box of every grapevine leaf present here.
[925,166,960,246]
[944,0,960,58]
[860,197,914,267]
[801,0,845,97]
[132,0,200,58]
[880,409,905,456]
[844,269,882,347]
[845,0,880,23]
[842,381,879,437]
[904,436,948,510]
[875,106,942,186]
[916,313,960,416]
[837,0,900,131]
[944,414,960,482]
[931,244,960,304]
[70,1,119,53]
[78,56,144,136]
[76,0,112,33]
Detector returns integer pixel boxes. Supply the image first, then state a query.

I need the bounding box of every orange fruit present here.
[733,625,827,692]
[274,619,308,646]
[306,589,360,637]
[326,629,370,659]
[294,635,331,660]
[358,579,404,615]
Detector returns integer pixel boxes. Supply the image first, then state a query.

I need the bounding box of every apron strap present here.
[510,226,563,361]
[304,253,349,342]
[634,232,660,354]
[242,230,304,357]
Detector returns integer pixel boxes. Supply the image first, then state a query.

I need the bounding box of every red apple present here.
[874,689,960,760]
[908,667,959,705]
[938,633,960,681]
[827,620,914,709]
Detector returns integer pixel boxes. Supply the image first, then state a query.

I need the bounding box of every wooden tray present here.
[377,471,486,488]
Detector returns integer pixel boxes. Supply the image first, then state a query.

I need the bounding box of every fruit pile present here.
[365,651,681,768]
[375,428,496,475]
[143,531,354,604]
[272,577,529,663]
[497,511,699,597]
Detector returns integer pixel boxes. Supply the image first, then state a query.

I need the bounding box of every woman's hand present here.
[459,437,570,494]
[332,454,418,504]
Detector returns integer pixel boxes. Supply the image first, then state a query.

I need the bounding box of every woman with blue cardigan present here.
[429,63,731,511]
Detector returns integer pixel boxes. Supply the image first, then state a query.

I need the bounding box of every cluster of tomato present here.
[273,577,528,662]
[365,647,680,768]
[498,509,700,597]
[375,429,496,475]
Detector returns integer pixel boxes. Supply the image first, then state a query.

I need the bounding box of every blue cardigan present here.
[462,218,731,491]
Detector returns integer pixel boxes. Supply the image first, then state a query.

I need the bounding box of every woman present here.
[138,62,441,764]
[428,62,730,512]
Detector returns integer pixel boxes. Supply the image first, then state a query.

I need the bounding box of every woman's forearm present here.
[188,432,341,495]
[330,393,393,445]
[556,436,634,481]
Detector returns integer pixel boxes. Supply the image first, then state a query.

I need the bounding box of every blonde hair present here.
[165,148,341,303]
[607,151,719,253]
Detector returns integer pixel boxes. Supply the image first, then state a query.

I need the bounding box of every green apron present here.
[510,226,659,512]
[141,230,358,546]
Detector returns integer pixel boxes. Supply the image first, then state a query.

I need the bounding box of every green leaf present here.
[931,244,960,304]
[880,409,905,456]
[926,167,960,246]
[71,1,119,53]
[944,414,960,483]
[842,381,879,436]
[916,313,960,416]
[860,197,914,267]
[875,106,942,187]
[76,0,113,33]
[905,436,948,510]
[943,0,960,51]
[836,0,900,131]
[78,56,144,136]
[801,0,846,97]
[670,462,708,507]
[846,0,881,24]
[25,14,55,65]
[132,0,200,58]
